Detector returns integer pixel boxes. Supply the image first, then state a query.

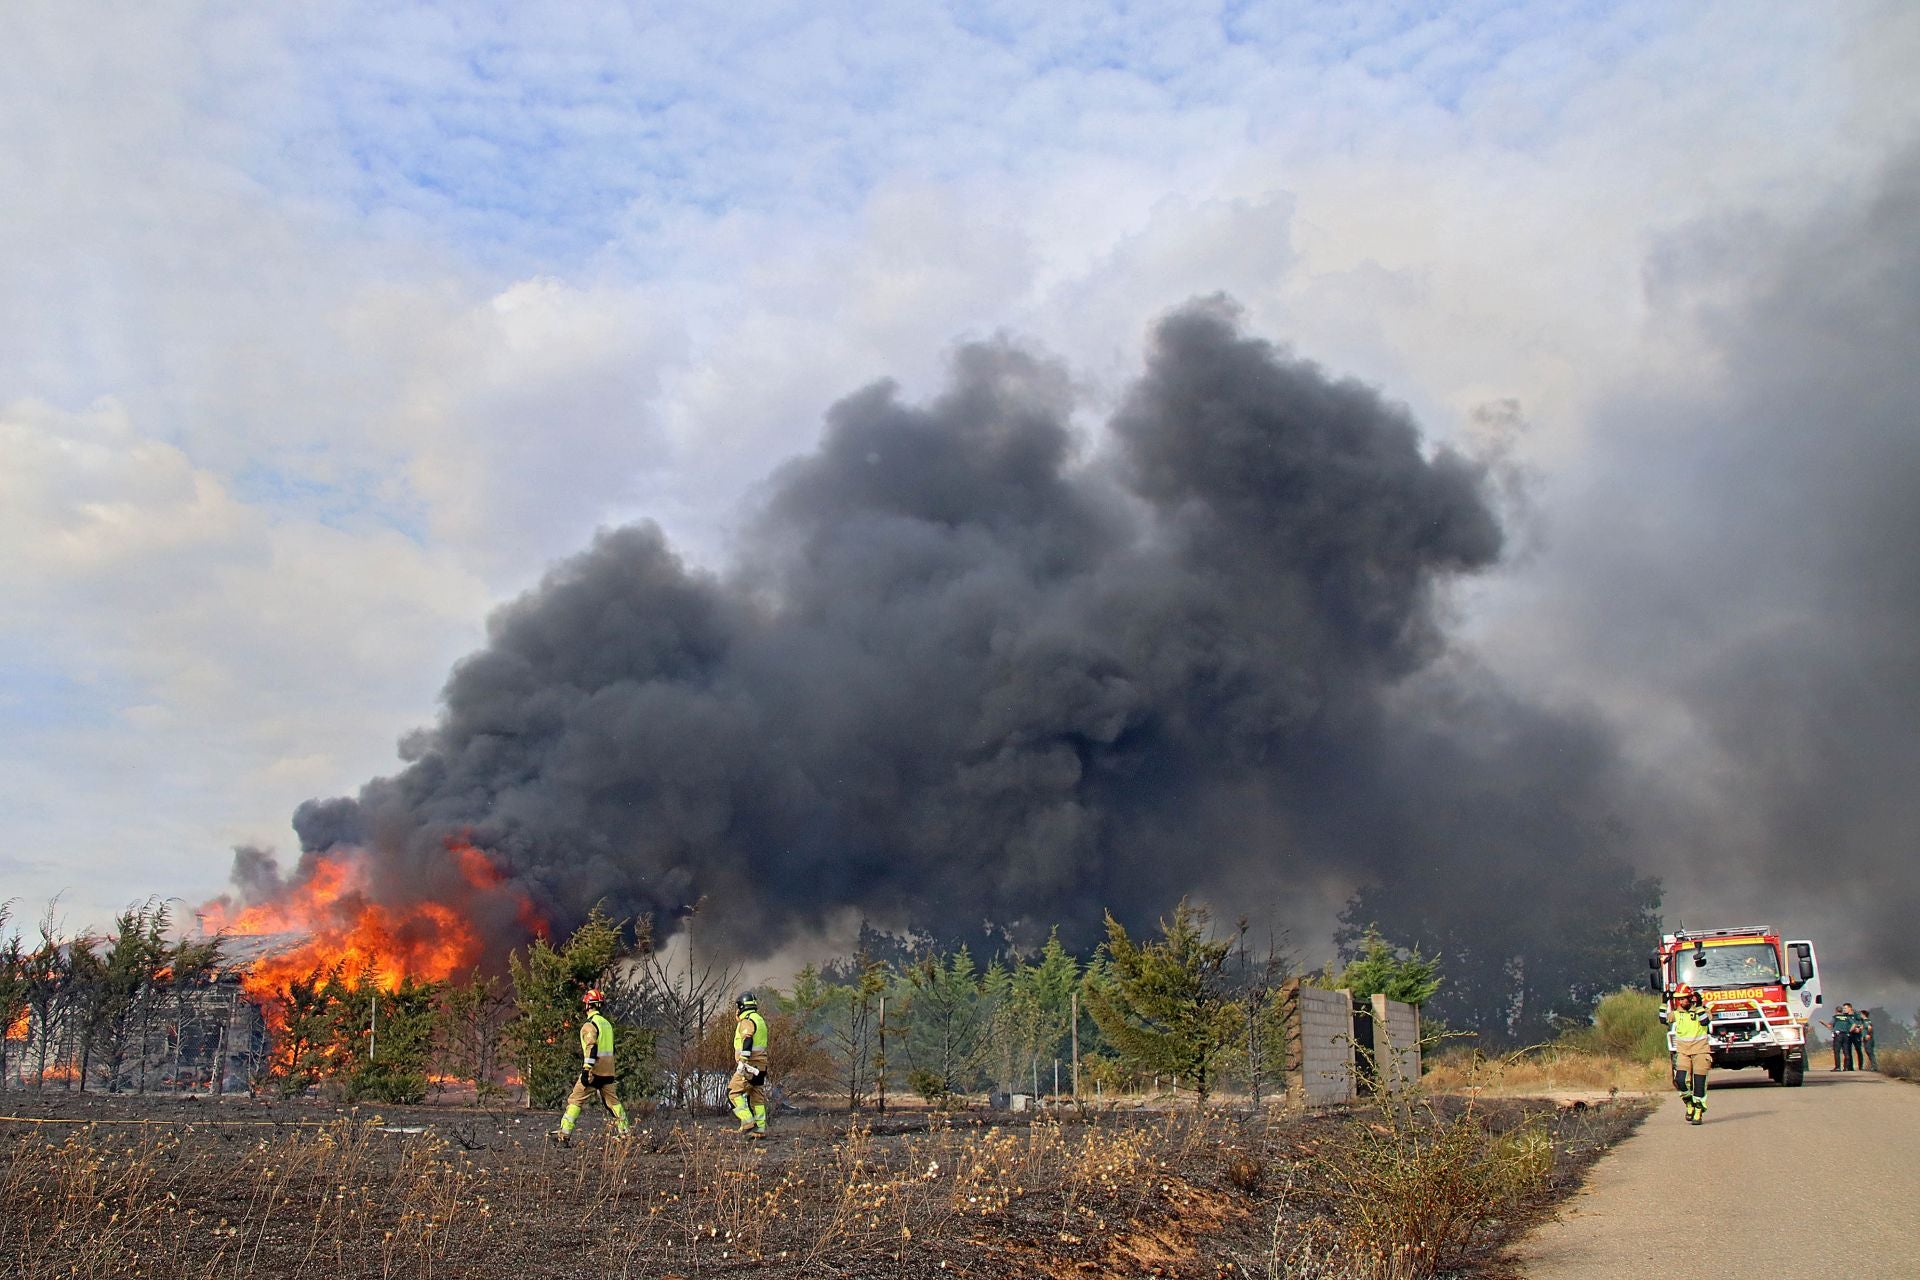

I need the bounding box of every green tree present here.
[1319,925,1442,1007]
[902,945,986,1102]
[82,905,168,1092]
[977,934,1083,1100]
[333,976,443,1104]
[505,906,636,1108]
[272,967,342,1098]
[1082,900,1240,1106]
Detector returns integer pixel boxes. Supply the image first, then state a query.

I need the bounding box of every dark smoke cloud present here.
[1510,150,1920,1004]
[233,296,1653,1030]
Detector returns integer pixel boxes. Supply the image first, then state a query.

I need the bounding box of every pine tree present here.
[1320,925,1441,1007]
[1082,900,1240,1106]
[903,945,986,1102]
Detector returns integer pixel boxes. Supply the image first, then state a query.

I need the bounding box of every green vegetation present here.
[1313,923,1442,1006]
[504,905,648,1108]
[1082,899,1240,1105]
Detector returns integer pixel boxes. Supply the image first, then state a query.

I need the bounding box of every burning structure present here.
[3,933,292,1094]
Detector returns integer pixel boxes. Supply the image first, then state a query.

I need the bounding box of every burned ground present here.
[0,1091,1646,1279]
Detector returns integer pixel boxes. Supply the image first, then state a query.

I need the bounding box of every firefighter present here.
[1671,985,1712,1125]
[551,988,631,1146]
[727,991,771,1139]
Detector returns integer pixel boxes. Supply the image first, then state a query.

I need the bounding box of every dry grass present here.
[0,1089,1645,1280]
[1421,1046,1668,1097]
[1268,1096,1559,1280]
[1878,1047,1920,1083]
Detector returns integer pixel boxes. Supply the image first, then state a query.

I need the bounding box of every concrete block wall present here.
[1291,982,1357,1105]
[1369,994,1421,1095]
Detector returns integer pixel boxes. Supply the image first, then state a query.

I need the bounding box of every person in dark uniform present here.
[1823,1003,1856,1070]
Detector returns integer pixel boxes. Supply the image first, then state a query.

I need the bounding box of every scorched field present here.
[0,1091,1645,1280]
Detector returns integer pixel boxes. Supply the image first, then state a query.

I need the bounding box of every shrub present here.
[1879,1047,1920,1083]
[1285,1099,1553,1280]
[1588,988,1667,1062]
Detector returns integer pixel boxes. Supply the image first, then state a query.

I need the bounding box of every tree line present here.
[1,895,1448,1109]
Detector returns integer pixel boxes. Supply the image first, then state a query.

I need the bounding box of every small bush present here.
[1285,1098,1554,1280]
[1588,989,1668,1061]
[1879,1047,1920,1083]
[907,1067,953,1107]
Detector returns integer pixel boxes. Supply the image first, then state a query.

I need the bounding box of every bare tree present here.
[635,919,742,1110]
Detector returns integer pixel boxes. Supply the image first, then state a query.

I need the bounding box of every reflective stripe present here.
[1672,1007,1710,1039]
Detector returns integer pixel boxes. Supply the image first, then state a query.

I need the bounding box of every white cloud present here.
[0,399,489,922]
[2,0,1917,955]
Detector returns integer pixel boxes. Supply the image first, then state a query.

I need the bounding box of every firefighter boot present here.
[751,1102,769,1138]
[731,1094,757,1135]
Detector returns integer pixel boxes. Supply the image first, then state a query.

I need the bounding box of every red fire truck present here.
[1649,925,1821,1086]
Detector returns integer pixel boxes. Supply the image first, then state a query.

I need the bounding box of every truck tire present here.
[1766,1059,1785,1084]
[1782,1060,1804,1087]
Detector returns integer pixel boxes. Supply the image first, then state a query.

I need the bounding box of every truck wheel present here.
[1782,1061,1804,1087]
[1766,1060,1784,1084]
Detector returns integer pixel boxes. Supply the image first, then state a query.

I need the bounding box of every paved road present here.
[1517,1070,1920,1277]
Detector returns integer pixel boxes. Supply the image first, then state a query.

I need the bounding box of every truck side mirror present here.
[1648,973,1661,993]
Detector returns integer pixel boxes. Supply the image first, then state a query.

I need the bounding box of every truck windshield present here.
[1677,943,1780,988]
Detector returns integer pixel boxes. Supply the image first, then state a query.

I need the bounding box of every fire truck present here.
[1648,925,1821,1086]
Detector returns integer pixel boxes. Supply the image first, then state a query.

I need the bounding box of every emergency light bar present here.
[1664,925,1773,943]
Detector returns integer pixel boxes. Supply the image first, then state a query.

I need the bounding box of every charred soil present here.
[0,1090,1646,1279]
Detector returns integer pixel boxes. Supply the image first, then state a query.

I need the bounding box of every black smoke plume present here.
[234,297,1660,1038]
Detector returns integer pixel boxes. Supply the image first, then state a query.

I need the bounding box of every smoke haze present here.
[1500,150,1920,1006]
[231,146,1920,1026]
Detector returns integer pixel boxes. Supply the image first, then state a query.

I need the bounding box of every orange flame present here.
[199,837,545,1020]
[6,1009,27,1041]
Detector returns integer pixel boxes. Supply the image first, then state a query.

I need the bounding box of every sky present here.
[4,2,1919,1014]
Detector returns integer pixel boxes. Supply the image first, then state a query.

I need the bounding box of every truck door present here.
[1786,940,1821,1024]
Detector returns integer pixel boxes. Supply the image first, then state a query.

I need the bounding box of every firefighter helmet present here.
[583,988,606,1007]
[735,992,758,1013]
[1672,984,1699,1003]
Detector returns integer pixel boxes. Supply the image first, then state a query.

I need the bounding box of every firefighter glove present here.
[749,1067,767,1086]
[580,1068,596,1087]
